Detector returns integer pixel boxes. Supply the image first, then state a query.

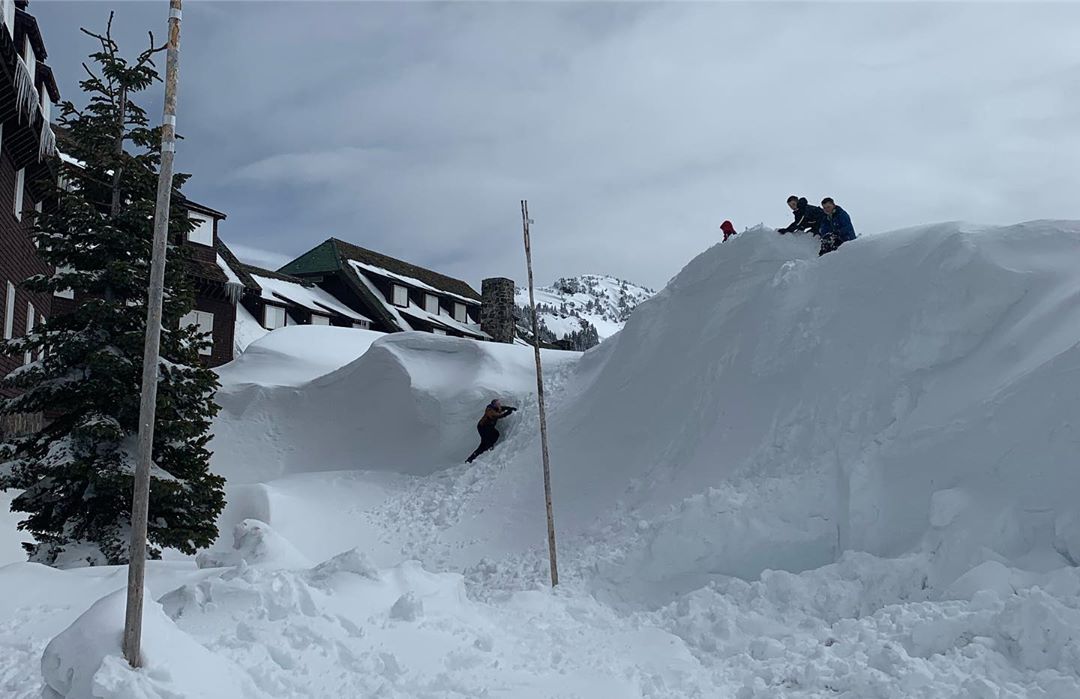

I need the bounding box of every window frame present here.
[453,302,468,324]
[186,212,215,246]
[3,281,14,340]
[14,168,24,220]
[263,304,287,330]
[310,314,331,326]
[180,309,215,356]
[391,284,409,308]
[23,303,35,364]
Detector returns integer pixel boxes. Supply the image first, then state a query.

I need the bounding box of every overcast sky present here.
[31,1,1080,290]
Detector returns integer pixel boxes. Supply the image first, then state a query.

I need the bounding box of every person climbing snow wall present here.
[466,399,517,463]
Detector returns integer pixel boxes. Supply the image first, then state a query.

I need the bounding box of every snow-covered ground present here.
[517,274,655,342]
[4,222,1080,697]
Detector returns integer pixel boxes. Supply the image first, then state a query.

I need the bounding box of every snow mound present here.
[195,519,313,570]
[211,332,577,482]
[41,588,258,699]
[216,324,384,389]
[446,221,1080,600]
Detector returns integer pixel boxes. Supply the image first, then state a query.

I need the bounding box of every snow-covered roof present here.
[349,263,488,338]
[349,260,480,306]
[250,273,371,323]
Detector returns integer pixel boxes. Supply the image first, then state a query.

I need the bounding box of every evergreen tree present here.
[0,18,225,566]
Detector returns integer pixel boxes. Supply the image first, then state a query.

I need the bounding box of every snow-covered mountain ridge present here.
[515,274,656,349]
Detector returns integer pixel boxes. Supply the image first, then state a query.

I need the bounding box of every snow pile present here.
[216,324,384,389]
[40,588,258,699]
[516,274,656,344]
[212,331,577,482]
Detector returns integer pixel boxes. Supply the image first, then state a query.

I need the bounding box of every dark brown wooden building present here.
[279,238,488,340]
[0,0,60,434]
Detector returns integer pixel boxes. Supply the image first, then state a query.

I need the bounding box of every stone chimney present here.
[480,277,516,343]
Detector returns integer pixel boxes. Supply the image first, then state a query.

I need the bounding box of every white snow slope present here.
[516,274,656,341]
[4,221,1080,698]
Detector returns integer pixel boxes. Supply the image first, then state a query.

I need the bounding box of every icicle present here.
[14,54,40,124]
[39,121,56,161]
[225,281,244,305]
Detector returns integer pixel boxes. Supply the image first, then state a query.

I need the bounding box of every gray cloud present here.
[32,1,1080,290]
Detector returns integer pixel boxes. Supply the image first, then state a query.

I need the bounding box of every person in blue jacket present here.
[818,197,856,256]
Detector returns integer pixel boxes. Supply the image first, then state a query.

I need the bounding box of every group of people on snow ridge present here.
[721,195,857,257]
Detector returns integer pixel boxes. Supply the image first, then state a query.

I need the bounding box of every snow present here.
[517,274,655,343]
[4,221,1080,697]
[348,260,487,338]
[349,259,480,306]
[233,302,269,355]
[215,324,384,390]
[249,273,371,323]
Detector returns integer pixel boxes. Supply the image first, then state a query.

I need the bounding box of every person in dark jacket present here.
[777,196,825,235]
[817,197,856,256]
[720,220,737,242]
[466,399,517,463]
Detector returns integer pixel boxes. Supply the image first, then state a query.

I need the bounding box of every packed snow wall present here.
[529,221,1080,596]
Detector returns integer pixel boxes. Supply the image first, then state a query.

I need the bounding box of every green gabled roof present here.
[278,239,342,276]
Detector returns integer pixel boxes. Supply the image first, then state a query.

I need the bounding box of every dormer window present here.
[310,314,331,326]
[391,284,408,308]
[424,293,439,315]
[186,212,214,246]
[453,302,467,323]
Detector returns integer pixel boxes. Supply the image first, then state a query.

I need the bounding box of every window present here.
[23,36,35,85]
[352,320,370,330]
[187,212,214,246]
[24,304,35,364]
[453,302,468,323]
[180,309,215,356]
[2,0,14,37]
[392,284,408,307]
[264,305,287,330]
[310,314,331,326]
[4,281,14,340]
[14,168,24,220]
[432,328,447,336]
[37,314,46,361]
[424,294,439,315]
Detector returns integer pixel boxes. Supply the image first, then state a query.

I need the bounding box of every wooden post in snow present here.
[123,0,183,668]
[521,200,559,587]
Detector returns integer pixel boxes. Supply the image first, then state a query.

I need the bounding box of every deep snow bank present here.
[216,325,384,389]
[533,221,1080,594]
[212,331,577,482]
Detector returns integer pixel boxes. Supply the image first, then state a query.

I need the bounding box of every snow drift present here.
[533,221,1080,597]
[212,331,577,482]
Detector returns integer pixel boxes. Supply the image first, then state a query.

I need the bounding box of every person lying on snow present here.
[720,220,737,242]
[777,195,825,235]
[466,399,517,463]
[818,197,857,256]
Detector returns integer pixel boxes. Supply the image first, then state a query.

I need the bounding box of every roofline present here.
[332,239,403,332]
[36,61,60,102]
[327,236,481,301]
[179,196,227,220]
[15,9,47,62]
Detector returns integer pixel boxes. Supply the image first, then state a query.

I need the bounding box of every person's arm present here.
[501,407,517,416]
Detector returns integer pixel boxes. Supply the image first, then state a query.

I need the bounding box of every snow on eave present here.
[349,260,480,306]
[352,267,413,331]
[399,305,490,339]
[250,273,372,323]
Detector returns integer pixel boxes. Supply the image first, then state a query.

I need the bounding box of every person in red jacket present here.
[466,399,517,463]
[721,220,737,242]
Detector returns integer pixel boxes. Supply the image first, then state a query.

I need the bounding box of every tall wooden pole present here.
[521,200,559,587]
[123,0,183,668]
